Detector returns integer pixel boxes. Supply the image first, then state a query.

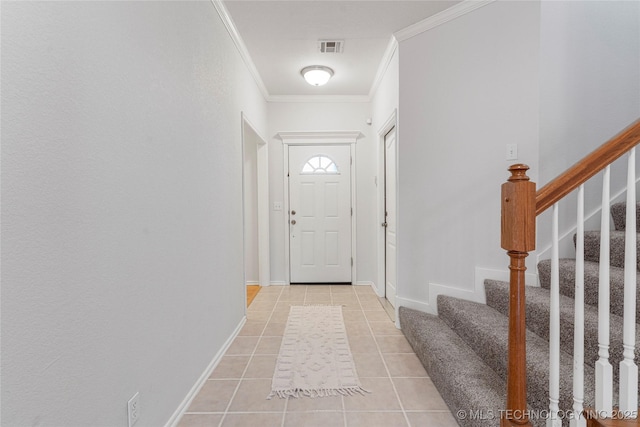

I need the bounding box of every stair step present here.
[610,202,640,232]
[398,306,505,427]
[437,295,596,416]
[485,279,640,388]
[538,259,640,323]
[582,230,640,271]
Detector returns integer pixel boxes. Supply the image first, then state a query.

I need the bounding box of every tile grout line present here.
[218,285,285,427]
[282,284,310,427]
[357,291,412,427]
[182,286,404,426]
[334,285,349,427]
[193,285,419,427]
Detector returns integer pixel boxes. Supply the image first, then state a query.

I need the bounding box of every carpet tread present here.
[399,307,505,427]
[581,230,640,271]
[537,258,640,323]
[485,279,640,389]
[437,295,597,418]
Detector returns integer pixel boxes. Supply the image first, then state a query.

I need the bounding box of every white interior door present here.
[289,145,352,283]
[384,128,397,307]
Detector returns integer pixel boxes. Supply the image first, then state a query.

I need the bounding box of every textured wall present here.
[537,0,640,258]
[398,1,541,304]
[539,0,640,187]
[1,2,267,425]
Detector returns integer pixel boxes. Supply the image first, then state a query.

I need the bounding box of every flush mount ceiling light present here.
[301,65,334,86]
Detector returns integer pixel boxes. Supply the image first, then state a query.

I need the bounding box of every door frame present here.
[241,113,270,298]
[277,131,363,285]
[377,110,398,300]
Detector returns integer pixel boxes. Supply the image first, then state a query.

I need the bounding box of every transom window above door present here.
[301,155,340,174]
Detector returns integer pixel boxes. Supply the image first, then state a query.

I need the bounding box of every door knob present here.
[291,220,297,225]
[291,210,296,215]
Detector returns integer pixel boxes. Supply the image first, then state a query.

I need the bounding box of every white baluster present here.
[620,147,638,415]
[571,185,586,427]
[596,165,613,416]
[548,202,562,427]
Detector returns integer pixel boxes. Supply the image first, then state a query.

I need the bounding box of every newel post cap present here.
[507,164,531,182]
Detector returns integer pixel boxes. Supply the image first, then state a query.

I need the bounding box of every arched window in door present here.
[301,155,339,174]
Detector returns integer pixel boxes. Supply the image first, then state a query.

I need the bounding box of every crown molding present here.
[210,0,270,99]
[211,0,495,102]
[394,0,496,42]
[267,95,370,103]
[276,131,364,145]
[368,36,398,100]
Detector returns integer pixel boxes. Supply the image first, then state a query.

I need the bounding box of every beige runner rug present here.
[268,305,368,399]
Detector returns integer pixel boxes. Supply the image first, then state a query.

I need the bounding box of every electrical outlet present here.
[128,392,140,427]
[273,202,282,211]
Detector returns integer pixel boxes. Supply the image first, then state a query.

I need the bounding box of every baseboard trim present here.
[395,295,435,315]
[245,281,260,286]
[356,281,383,298]
[269,281,287,286]
[475,266,538,290]
[354,281,373,286]
[427,267,538,314]
[428,281,483,313]
[165,316,246,427]
[395,267,538,317]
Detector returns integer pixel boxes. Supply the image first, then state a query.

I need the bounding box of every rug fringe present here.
[267,386,370,400]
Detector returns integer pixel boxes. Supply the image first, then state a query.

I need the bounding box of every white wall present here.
[267,102,377,284]
[1,2,267,426]
[537,0,640,258]
[539,0,640,186]
[397,1,541,307]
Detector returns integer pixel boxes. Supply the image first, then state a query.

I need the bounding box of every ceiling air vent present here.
[318,40,344,54]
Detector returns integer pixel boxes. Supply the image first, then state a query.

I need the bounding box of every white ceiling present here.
[223,1,460,98]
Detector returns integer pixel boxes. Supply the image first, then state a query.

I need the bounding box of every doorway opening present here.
[377,111,398,311]
[241,113,270,309]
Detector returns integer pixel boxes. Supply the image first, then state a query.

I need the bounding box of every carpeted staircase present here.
[399,202,640,427]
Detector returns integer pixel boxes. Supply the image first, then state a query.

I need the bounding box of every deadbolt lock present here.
[291,210,296,215]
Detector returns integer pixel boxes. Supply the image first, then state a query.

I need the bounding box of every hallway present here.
[178,285,457,426]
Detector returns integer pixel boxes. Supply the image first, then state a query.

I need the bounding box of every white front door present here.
[289,145,352,283]
[384,128,397,307]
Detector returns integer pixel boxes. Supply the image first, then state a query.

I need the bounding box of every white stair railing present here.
[548,202,561,427]
[546,151,639,422]
[595,165,613,416]
[502,120,640,427]
[570,185,586,427]
[620,148,638,414]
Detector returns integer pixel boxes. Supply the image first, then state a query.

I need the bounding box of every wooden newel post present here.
[501,164,535,427]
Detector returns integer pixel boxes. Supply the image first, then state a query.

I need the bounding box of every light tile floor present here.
[178,285,458,427]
